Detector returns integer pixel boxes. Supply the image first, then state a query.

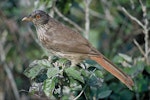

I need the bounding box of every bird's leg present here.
[79,62,87,69]
[70,59,81,67]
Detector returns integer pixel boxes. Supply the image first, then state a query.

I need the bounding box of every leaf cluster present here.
[24,57,113,99]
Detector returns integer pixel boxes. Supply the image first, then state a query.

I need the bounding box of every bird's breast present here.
[36,25,49,43]
[36,25,57,52]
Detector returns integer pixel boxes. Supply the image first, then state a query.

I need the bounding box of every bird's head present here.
[22,10,49,25]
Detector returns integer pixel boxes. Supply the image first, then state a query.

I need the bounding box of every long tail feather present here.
[90,56,134,90]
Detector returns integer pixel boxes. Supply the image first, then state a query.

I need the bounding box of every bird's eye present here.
[36,14,41,19]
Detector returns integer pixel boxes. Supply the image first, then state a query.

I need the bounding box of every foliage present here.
[24,58,105,99]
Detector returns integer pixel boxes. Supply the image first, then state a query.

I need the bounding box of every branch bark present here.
[121,1,150,65]
[121,7,144,29]
[3,63,20,100]
[0,31,20,100]
[133,39,145,56]
[139,0,149,65]
[84,0,91,39]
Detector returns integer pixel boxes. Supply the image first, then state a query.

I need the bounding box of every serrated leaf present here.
[43,77,56,97]
[98,90,112,99]
[65,67,84,83]
[47,67,60,78]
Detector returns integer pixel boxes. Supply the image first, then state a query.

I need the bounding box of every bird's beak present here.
[22,16,33,22]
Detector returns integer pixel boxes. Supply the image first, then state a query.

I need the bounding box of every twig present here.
[49,0,56,17]
[139,0,144,9]
[84,0,91,39]
[101,0,114,23]
[73,68,97,100]
[89,9,104,19]
[3,63,20,100]
[54,7,85,33]
[148,49,150,54]
[0,31,7,62]
[133,39,145,56]
[139,0,149,65]
[0,30,20,100]
[73,84,87,100]
[129,0,135,9]
[121,2,150,65]
[121,7,144,29]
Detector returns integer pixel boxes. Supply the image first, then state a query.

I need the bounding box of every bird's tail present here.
[90,55,134,90]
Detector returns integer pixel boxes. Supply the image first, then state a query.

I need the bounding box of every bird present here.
[22,10,134,90]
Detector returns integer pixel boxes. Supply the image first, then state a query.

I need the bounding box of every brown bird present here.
[22,10,134,89]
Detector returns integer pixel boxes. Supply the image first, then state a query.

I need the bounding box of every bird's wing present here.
[45,19,99,55]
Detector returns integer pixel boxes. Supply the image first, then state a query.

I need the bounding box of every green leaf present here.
[94,70,104,78]
[35,73,47,83]
[124,61,144,75]
[98,90,112,99]
[119,90,134,100]
[29,59,52,68]
[118,53,132,62]
[47,67,60,78]
[43,77,56,97]
[87,75,102,87]
[65,67,84,83]
[135,74,149,92]
[81,69,90,78]
[24,59,52,79]
[113,55,124,64]
[145,65,150,74]
[24,64,45,79]
[57,58,69,66]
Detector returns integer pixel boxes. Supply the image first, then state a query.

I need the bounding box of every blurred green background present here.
[0,0,150,100]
